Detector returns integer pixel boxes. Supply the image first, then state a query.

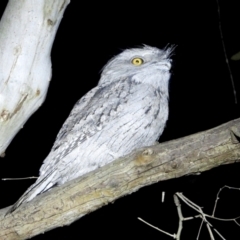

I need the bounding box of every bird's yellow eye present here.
[131,57,144,66]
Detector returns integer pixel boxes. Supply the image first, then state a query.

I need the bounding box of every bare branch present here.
[0,118,240,239]
[138,218,176,238]
[0,0,70,155]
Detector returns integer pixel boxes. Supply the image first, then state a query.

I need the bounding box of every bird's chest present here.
[138,89,168,139]
[140,88,166,120]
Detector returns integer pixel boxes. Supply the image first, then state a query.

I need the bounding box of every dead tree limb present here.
[0,118,240,240]
[0,0,70,156]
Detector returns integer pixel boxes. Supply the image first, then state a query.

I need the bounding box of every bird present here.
[8,45,173,213]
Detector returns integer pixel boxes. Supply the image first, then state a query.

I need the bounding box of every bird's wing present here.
[52,87,99,150]
[40,78,158,175]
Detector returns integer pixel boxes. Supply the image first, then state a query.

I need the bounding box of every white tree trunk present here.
[0,0,70,156]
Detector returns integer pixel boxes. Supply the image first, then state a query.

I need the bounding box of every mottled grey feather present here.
[8,45,173,213]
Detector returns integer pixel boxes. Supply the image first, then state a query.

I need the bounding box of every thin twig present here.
[216,0,237,103]
[206,223,215,240]
[213,228,226,240]
[196,219,204,240]
[139,185,240,240]
[138,217,176,239]
[212,185,240,218]
[2,176,38,180]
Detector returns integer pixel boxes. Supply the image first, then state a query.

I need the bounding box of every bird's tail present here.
[6,171,55,215]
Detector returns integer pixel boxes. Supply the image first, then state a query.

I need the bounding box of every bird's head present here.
[99,45,174,89]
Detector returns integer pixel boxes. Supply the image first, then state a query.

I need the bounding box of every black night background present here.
[0,1,240,239]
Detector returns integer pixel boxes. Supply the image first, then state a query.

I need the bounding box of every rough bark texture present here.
[0,118,240,240]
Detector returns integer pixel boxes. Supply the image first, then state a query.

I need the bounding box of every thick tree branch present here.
[0,0,70,156]
[0,118,240,239]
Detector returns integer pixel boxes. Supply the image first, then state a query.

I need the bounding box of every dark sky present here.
[0,1,240,239]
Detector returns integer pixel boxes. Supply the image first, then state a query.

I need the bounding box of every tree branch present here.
[0,0,70,156]
[0,118,240,239]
